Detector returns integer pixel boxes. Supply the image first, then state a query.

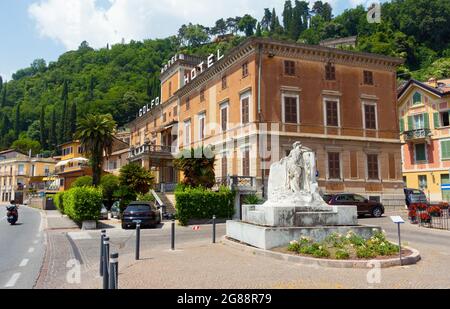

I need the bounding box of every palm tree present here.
[76,114,116,187]
[174,146,216,188]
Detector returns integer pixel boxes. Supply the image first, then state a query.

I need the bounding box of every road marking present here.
[5,273,21,288]
[19,259,29,267]
[68,232,92,240]
[28,247,35,253]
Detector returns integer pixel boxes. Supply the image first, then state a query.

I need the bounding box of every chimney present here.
[428,77,438,88]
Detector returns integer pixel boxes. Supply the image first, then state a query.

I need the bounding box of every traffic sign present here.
[390,216,405,224]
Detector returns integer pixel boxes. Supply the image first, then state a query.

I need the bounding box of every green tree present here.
[71,176,93,188]
[60,80,69,143]
[312,1,332,22]
[67,102,77,141]
[49,108,57,151]
[178,23,210,47]
[40,105,46,149]
[174,146,216,189]
[238,14,257,37]
[118,163,154,195]
[211,18,228,36]
[283,0,293,34]
[0,75,2,94]
[11,137,41,155]
[1,83,7,108]
[76,114,116,187]
[100,174,120,208]
[255,23,262,37]
[261,9,272,31]
[14,103,20,139]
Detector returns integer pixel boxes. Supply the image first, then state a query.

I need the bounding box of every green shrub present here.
[71,176,93,188]
[63,187,103,223]
[335,249,350,260]
[175,186,235,226]
[54,192,66,214]
[137,192,156,202]
[356,246,377,259]
[243,194,263,205]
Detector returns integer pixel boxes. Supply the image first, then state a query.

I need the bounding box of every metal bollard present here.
[212,215,216,244]
[135,222,141,260]
[171,219,175,250]
[99,230,106,277]
[102,237,110,289]
[109,253,119,289]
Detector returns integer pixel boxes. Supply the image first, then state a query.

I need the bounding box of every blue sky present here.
[0,0,380,81]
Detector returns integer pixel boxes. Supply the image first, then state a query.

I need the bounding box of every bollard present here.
[135,222,141,260]
[109,253,119,289]
[171,219,175,251]
[99,230,106,277]
[102,237,110,289]
[212,215,216,244]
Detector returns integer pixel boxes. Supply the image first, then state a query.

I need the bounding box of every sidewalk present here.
[45,210,79,230]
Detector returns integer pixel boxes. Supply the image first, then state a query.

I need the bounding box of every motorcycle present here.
[6,205,18,225]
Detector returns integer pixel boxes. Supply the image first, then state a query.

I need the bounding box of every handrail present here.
[151,189,165,208]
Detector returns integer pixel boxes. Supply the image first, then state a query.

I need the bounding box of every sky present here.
[0,0,379,81]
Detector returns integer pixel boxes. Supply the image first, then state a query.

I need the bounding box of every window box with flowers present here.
[408,209,418,224]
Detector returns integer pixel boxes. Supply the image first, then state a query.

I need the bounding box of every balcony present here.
[128,144,175,162]
[403,128,432,142]
[215,176,257,192]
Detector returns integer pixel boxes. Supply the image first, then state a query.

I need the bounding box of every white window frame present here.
[323,97,341,128]
[362,101,378,130]
[281,92,300,124]
[240,91,252,125]
[220,102,229,132]
[326,152,343,181]
[413,114,425,130]
[184,120,191,146]
[418,175,428,189]
[365,153,381,182]
[198,112,206,141]
[414,143,428,163]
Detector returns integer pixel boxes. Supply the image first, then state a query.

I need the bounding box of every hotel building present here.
[399,78,450,202]
[128,38,405,207]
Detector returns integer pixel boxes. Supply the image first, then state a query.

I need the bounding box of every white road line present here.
[28,247,35,253]
[19,259,29,267]
[5,273,21,288]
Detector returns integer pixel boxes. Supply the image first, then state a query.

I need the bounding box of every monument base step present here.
[226,220,381,250]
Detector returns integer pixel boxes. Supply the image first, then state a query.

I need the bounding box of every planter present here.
[82,220,97,230]
[430,213,441,218]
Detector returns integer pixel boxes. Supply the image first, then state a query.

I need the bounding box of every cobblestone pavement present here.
[36,211,450,289]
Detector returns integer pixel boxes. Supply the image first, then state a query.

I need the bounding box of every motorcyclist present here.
[6,200,19,225]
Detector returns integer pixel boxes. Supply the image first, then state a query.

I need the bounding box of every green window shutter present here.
[442,141,450,160]
[408,116,414,131]
[399,118,405,133]
[415,144,426,161]
[434,112,440,129]
[424,113,430,129]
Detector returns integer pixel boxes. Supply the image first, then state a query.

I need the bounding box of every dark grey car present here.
[122,202,161,229]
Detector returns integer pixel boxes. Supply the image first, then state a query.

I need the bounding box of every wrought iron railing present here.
[403,128,432,141]
[129,144,175,158]
[215,176,256,190]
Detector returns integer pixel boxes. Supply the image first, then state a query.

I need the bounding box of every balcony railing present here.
[403,128,432,141]
[215,176,257,191]
[129,144,175,159]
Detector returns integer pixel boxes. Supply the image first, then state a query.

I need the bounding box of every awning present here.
[55,159,70,167]
[55,157,89,167]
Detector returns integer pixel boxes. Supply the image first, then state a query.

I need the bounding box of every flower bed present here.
[286,231,400,260]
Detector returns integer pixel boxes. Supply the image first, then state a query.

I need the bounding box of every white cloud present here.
[28,0,341,51]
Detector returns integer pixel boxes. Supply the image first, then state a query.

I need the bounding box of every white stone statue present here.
[266,142,325,207]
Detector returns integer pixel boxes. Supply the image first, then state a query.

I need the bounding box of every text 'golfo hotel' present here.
[128,37,405,206]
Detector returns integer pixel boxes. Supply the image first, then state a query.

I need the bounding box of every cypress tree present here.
[60,80,69,143]
[1,83,6,108]
[40,105,46,149]
[49,108,56,150]
[14,104,20,139]
[283,0,293,34]
[68,102,77,140]
[0,75,3,94]
[255,22,262,37]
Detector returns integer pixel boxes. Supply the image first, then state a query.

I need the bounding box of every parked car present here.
[99,204,109,220]
[324,193,385,218]
[110,201,121,219]
[404,188,428,209]
[122,202,161,229]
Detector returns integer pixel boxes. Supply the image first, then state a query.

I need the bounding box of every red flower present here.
[428,206,442,216]
[420,213,431,221]
[409,209,417,218]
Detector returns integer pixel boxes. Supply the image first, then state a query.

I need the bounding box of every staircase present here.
[151,190,177,215]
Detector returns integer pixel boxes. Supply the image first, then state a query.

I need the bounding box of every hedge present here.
[175,186,235,226]
[54,192,66,214]
[63,187,103,223]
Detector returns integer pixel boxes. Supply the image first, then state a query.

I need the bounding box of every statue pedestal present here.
[226,204,381,250]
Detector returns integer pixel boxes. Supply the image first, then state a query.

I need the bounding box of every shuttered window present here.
[284,96,298,124]
[328,152,341,179]
[441,140,450,160]
[399,118,405,132]
[364,104,377,129]
[284,60,296,76]
[326,101,339,127]
[434,112,441,128]
[241,97,249,124]
[367,154,379,180]
[242,149,250,176]
[222,156,228,178]
[389,153,396,179]
[415,144,426,162]
[325,63,336,80]
[350,151,358,179]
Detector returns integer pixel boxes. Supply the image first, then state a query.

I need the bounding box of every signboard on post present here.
[390,216,405,266]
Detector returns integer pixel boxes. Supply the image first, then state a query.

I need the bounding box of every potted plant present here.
[420,213,431,224]
[409,209,418,224]
[416,203,428,211]
[428,206,442,217]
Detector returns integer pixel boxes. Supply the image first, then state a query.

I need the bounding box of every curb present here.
[221,237,421,269]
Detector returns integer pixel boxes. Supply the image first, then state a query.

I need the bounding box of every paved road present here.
[0,206,46,289]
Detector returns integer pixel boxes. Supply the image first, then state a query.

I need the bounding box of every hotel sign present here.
[139,97,160,117]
